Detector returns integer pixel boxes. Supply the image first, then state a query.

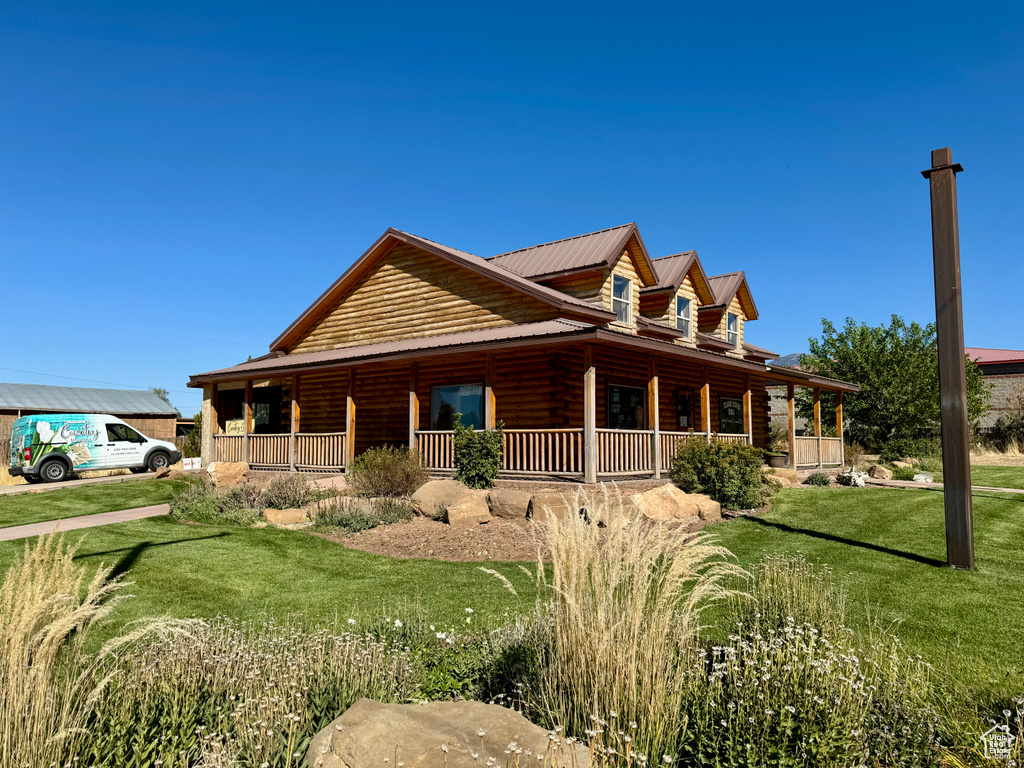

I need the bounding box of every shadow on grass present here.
[75,533,231,580]
[744,516,946,568]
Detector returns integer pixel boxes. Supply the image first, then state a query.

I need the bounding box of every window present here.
[612,275,632,324]
[727,312,739,347]
[106,424,141,442]
[431,384,483,430]
[607,384,646,430]
[719,397,744,434]
[675,296,692,337]
[675,390,695,429]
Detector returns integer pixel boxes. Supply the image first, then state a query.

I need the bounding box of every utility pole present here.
[922,147,974,570]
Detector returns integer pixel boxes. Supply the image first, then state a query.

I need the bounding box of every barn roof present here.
[0,383,178,416]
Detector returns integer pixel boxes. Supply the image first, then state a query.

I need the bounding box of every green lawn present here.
[928,464,1024,490]
[0,480,185,529]
[713,485,1024,700]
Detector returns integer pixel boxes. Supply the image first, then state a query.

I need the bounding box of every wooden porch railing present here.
[596,429,654,475]
[502,429,583,475]
[659,431,709,471]
[794,435,844,467]
[248,434,291,468]
[212,434,244,463]
[820,437,843,466]
[715,433,750,445]
[417,431,455,471]
[295,432,347,470]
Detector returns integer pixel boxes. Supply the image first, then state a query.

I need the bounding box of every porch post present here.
[243,380,252,465]
[649,359,660,480]
[200,384,215,466]
[409,363,419,454]
[836,392,845,467]
[787,383,797,470]
[583,345,597,484]
[346,371,356,468]
[289,375,300,471]
[743,374,753,446]
[700,367,711,443]
[813,387,822,468]
[484,354,496,429]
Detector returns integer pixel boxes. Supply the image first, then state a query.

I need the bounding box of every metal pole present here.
[922,147,974,570]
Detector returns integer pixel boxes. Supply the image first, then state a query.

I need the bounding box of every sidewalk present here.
[865,478,1024,494]
[0,504,171,542]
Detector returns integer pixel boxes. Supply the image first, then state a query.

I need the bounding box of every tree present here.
[148,386,181,417]
[797,315,990,448]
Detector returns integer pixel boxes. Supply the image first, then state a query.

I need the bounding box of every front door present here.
[103,422,147,469]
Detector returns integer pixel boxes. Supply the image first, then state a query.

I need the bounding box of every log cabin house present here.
[188,224,857,481]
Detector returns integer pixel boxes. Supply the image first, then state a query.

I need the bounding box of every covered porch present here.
[193,325,854,481]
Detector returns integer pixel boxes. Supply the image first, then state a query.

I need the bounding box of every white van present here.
[8,413,182,483]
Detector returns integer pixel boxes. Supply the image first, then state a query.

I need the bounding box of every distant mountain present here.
[770,353,804,368]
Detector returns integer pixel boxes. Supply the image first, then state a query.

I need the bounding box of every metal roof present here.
[966,347,1024,365]
[705,271,759,320]
[0,383,178,415]
[642,251,698,292]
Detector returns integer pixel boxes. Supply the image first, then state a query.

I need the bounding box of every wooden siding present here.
[353,365,408,454]
[295,370,349,433]
[698,296,746,356]
[601,250,642,330]
[639,275,700,348]
[288,243,559,353]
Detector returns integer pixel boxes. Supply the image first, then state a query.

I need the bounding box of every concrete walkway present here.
[0,471,158,497]
[865,478,1024,494]
[0,504,171,542]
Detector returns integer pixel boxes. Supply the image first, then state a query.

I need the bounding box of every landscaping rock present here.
[411,479,475,517]
[867,464,893,480]
[901,457,921,466]
[486,488,532,519]
[913,473,935,484]
[836,468,868,487]
[208,461,250,488]
[767,467,799,484]
[527,490,579,522]
[891,460,913,469]
[306,698,587,768]
[312,475,350,494]
[629,484,720,522]
[155,466,171,479]
[443,496,492,527]
[264,508,306,525]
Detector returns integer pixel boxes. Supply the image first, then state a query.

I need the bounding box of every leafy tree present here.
[181,413,202,459]
[148,386,181,417]
[797,315,990,449]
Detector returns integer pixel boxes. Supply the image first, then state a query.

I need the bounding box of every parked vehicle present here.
[8,413,181,483]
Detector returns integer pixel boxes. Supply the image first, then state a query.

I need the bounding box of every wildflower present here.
[347,618,356,625]
[394,619,403,628]
[466,607,474,613]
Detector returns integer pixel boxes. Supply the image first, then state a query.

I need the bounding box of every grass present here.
[928,464,1024,490]
[0,480,185,529]
[712,485,1024,702]
[0,515,539,644]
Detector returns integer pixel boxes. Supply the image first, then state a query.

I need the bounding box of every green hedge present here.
[669,438,769,510]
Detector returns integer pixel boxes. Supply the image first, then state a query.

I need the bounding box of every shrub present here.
[262,471,315,509]
[670,438,770,510]
[311,496,414,533]
[181,413,201,459]
[169,481,263,526]
[845,440,866,468]
[880,436,940,463]
[348,446,427,497]
[804,471,831,486]
[452,414,503,489]
[891,466,917,481]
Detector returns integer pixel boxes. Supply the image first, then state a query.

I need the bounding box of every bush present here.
[880,436,940,463]
[169,481,263,526]
[891,467,917,481]
[348,446,427,497]
[312,496,414,533]
[452,414,503,489]
[805,471,831,486]
[262,472,316,509]
[181,413,201,459]
[845,440,866,468]
[670,438,770,510]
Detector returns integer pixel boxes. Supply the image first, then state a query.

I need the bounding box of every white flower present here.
[36,421,54,443]
[347,618,356,625]
[394,619,403,628]
[465,607,474,613]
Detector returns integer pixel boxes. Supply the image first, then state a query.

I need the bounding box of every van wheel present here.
[147,452,171,471]
[130,467,149,474]
[40,459,69,483]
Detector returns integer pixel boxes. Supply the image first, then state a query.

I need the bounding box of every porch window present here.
[674,390,695,429]
[675,296,692,337]
[727,312,739,347]
[612,275,632,324]
[607,384,646,430]
[719,397,744,434]
[431,384,483,430]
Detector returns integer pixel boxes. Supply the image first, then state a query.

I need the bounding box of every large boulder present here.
[901,457,921,466]
[527,491,579,522]
[767,467,799,485]
[836,468,868,487]
[486,488,533,519]
[264,508,306,525]
[867,464,893,480]
[913,473,935,484]
[630,484,720,523]
[444,496,492,528]
[306,699,587,768]
[208,461,250,488]
[411,479,476,518]
[891,460,912,469]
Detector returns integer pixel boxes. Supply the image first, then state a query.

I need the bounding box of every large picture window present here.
[612,275,632,325]
[719,397,744,434]
[431,384,483,430]
[607,384,646,430]
[675,296,692,337]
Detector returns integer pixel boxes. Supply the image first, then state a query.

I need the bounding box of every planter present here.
[767,454,788,469]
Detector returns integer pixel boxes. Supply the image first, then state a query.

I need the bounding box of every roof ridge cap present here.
[489,222,635,259]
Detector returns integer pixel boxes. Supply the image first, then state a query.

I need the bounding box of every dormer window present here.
[727,312,739,347]
[675,296,692,338]
[612,275,632,324]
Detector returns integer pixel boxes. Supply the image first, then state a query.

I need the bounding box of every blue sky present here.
[1,2,1021,417]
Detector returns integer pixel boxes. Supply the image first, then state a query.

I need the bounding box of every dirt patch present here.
[322,516,545,562]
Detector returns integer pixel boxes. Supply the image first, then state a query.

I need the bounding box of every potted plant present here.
[765,451,788,469]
